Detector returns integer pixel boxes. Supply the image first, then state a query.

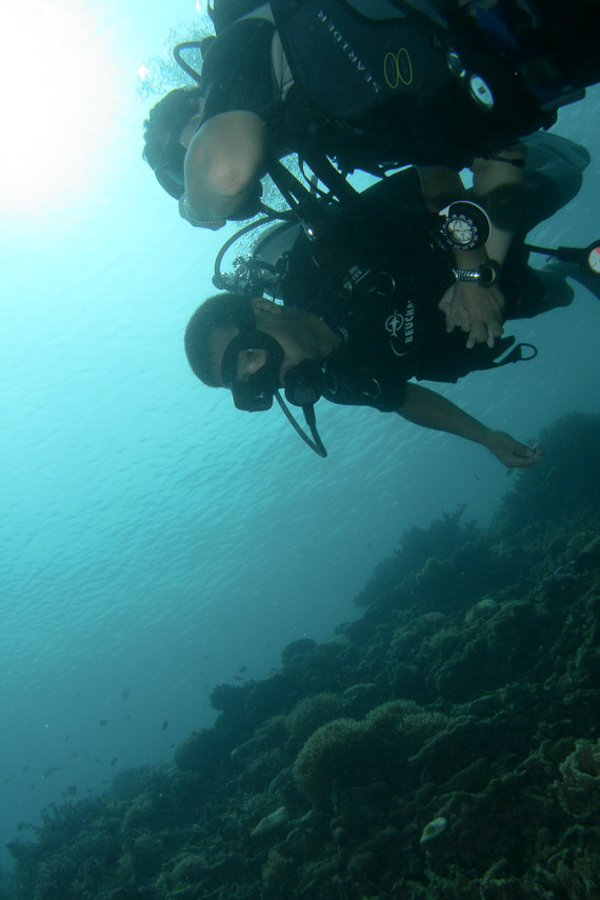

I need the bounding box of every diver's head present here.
[142,86,205,199]
[184,294,340,410]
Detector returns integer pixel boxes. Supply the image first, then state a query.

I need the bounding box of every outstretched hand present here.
[486,431,544,468]
[439,282,505,349]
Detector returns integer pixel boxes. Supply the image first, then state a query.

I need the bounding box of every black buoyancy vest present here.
[270,0,457,118]
[209,0,455,118]
[207,0,556,165]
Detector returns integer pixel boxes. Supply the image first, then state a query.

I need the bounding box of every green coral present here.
[365,701,451,757]
[286,692,347,749]
[293,717,368,806]
[556,738,600,818]
[293,701,452,807]
[495,412,600,533]
[172,727,224,776]
[354,507,477,608]
[261,847,295,896]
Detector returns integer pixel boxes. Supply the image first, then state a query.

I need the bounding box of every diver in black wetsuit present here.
[181,131,599,465]
[143,0,600,347]
[143,0,600,222]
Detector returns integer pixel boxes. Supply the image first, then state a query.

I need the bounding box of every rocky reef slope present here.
[4,412,600,900]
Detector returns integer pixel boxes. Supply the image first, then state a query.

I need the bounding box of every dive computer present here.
[439,200,491,251]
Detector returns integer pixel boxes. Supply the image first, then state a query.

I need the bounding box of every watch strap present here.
[452,261,501,287]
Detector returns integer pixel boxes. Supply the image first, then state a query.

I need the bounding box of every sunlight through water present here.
[0,0,119,214]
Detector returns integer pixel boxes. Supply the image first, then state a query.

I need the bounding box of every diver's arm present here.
[472,143,527,264]
[181,111,267,227]
[432,144,527,347]
[418,165,465,213]
[396,383,543,468]
[419,145,527,259]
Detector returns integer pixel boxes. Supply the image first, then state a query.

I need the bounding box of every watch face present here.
[447,216,479,248]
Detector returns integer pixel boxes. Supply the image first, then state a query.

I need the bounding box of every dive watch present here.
[452,260,501,287]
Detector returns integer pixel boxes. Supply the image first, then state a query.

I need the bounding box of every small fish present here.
[42,766,61,779]
[121,689,129,701]
[99,719,108,726]
[110,757,118,766]
[161,720,169,731]
[66,785,78,796]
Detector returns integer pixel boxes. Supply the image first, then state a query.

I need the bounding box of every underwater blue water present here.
[1,0,599,872]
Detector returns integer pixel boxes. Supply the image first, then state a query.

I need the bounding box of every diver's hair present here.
[142,86,204,170]
[185,293,253,387]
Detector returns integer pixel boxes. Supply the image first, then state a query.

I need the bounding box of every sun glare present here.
[0,0,118,214]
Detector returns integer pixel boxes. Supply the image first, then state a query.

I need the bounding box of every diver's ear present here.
[251,297,282,316]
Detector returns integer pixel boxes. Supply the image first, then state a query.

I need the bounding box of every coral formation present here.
[293,717,368,806]
[3,412,600,900]
[556,739,600,818]
[286,692,347,749]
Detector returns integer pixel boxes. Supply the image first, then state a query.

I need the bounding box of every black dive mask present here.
[220,314,327,456]
[221,329,285,412]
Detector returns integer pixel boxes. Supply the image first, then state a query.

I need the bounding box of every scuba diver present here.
[182,132,600,463]
[143,0,600,232]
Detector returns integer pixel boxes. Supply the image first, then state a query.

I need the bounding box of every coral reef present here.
[3,411,600,900]
[556,739,600,819]
[292,701,453,808]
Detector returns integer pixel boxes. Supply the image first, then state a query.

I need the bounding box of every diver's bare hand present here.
[485,432,544,468]
[439,282,505,349]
